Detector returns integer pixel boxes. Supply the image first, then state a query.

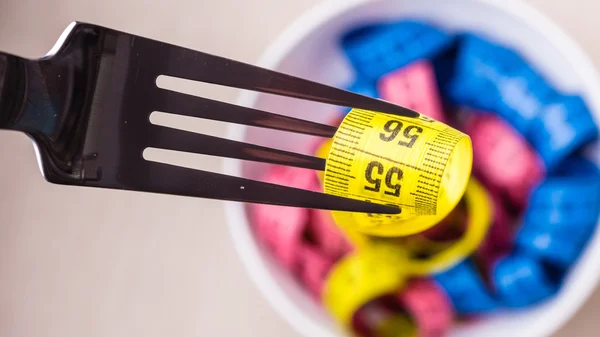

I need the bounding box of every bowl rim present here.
[222,0,600,336]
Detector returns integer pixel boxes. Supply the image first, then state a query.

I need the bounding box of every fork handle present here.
[0,52,26,130]
[0,53,8,126]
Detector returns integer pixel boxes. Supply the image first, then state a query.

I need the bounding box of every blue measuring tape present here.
[446,34,555,136]
[492,252,558,308]
[341,21,452,81]
[554,154,600,176]
[524,178,600,232]
[517,156,600,267]
[526,95,598,170]
[434,259,497,314]
[516,226,588,268]
[446,34,598,170]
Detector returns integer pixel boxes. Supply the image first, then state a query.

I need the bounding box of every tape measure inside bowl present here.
[340,178,492,276]
[323,240,409,329]
[322,108,473,236]
[322,180,491,337]
[402,178,492,275]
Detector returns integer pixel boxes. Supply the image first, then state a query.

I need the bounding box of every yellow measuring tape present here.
[322,178,491,332]
[345,178,490,274]
[401,178,492,275]
[323,240,408,329]
[374,315,416,337]
[358,301,417,337]
[321,109,473,237]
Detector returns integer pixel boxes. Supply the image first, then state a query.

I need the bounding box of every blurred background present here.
[0,0,599,336]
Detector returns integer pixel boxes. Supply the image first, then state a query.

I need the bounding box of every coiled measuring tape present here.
[323,179,491,331]
[321,109,473,237]
[323,239,409,330]
[353,297,417,337]
[317,139,488,274]
[400,178,492,275]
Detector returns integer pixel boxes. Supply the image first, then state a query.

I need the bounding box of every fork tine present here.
[137,161,399,214]
[147,125,326,170]
[134,36,419,117]
[154,89,337,137]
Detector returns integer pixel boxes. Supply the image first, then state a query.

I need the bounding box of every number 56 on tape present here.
[322,109,473,237]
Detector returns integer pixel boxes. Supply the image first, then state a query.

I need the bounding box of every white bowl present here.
[222,0,600,336]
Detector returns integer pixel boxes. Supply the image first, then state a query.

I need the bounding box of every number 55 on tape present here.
[322,109,473,237]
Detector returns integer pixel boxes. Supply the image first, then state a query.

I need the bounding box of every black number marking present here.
[364,161,403,197]
[379,119,422,147]
[397,125,423,148]
[379,120,403,142]
[384,167,403,196]
[364,161,384,192]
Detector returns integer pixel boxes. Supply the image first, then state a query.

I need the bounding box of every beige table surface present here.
[0,0,599,336]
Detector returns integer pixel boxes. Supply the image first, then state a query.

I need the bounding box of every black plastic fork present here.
[0,21,419,214]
